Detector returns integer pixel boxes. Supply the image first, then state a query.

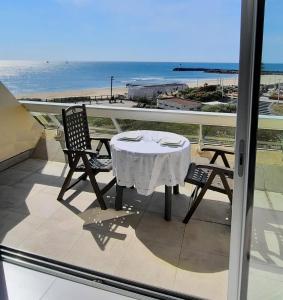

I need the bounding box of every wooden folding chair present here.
[57,104,116,209]
[183,161,234,224]
[200,145,235,168]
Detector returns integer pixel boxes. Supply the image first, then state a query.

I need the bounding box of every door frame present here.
[228,0,265,299]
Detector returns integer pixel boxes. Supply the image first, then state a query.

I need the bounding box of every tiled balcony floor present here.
[0,158,231,300]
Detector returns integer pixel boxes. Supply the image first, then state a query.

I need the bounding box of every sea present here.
[0,60,281,96]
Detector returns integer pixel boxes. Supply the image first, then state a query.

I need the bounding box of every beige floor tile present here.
[0,184,45,213]
[135,211,185,248]
[0,159,234,298]
[16,172,63,189]
[18,219,82,261]
[58,190,104,213]
[182,220,230,257]
[174,251,228,300]
[21,192,62,220]
[116,188,152,212]
[148,191,189,221]
[36,160,68,176]
[46,206,85,230]
[10,158,47,173]
[0,210,43,247]
[64,227,131,274]
[79,199,144,248]
[114,238,179,290]
[0,169,31,186]
[191,198,231,225]
[0,218,40,248]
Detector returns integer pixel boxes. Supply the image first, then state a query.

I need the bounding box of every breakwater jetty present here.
[172,67,283,75]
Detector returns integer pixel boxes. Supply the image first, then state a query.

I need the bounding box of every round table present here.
[110,130,191,220]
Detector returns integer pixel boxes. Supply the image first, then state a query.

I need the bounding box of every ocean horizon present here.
[0,60,280,95]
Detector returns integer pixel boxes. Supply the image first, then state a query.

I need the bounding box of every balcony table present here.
[110,130,191,220]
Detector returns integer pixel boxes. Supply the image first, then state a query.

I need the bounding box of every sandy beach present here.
[16,86,128,100]
[16,75,283,100]
[16,78,238,100]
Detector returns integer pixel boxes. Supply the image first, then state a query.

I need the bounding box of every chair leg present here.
[210,152,219,164]
[104,140,111,157]
[191,186,200,201]
[87,171,107,210]
[81,172,88,180]
[183,172,216,224]
[221,153,231,168]
[173,185,179,195]
[219,173,233,204]
[57,168,75,201]
[183,186,208,224]
[165,185,172,221]
[82,155,107,210]
[115,184,123,210]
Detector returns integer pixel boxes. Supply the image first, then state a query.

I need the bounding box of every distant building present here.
[127,83,187,100]
[157,97,202,111]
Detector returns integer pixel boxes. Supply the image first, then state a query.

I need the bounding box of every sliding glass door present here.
[229,0,283,299]
[247,0,283,298]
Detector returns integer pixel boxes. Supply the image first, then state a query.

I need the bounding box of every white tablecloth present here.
[110,130,191,196]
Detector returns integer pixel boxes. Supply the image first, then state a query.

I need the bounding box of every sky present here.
[0,0,280,63]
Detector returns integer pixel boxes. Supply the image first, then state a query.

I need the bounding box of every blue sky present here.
[0,0,278,63]
[262,0,283,63]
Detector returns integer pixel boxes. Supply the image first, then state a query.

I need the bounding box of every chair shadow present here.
[61,180,231,273]
[0,159,231,274]
[250,205,283,275]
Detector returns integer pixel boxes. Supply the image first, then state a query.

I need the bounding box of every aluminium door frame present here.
[228,0,265,299]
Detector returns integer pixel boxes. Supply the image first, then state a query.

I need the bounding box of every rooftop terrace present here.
[0,156,231,300]
[0,82,283,299]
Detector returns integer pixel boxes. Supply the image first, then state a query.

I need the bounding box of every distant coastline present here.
[2,61,283,97]
[173,67,283,75]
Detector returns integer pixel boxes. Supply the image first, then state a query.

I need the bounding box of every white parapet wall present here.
[0,82,43,164]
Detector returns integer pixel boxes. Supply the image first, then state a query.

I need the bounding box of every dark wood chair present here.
[200,145,235,168]
[183,146,234,224]
[57,104,116,210]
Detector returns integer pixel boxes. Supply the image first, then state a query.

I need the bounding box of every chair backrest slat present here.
[62,104,91,167]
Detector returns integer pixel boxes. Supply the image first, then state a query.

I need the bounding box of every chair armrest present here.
[90,137,111,141]
[200,146,235,155]
[196,163,234,178]
[90,137,111,158]
[63,148,97,156]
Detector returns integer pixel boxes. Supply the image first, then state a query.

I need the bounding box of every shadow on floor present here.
[0,159,231,274]
[250,205,283,274]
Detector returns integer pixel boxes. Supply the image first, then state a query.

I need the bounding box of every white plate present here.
[159,137,184,146]
[118,132,142,141]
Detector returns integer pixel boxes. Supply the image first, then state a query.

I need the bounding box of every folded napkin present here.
[160,137,185,147]
[118,132,142,141]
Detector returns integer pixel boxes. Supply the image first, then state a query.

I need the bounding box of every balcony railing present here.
[20,100,283,148]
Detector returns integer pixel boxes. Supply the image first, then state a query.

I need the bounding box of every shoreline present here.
[15,74,282,100]
[16,86,128,100]
[16,78,238,99]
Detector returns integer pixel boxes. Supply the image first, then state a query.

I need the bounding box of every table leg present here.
[115,184,123,210]
[165,185,172,221]
[173,184,179,195]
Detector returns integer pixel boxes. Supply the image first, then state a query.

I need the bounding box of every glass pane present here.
[0,1,242,299]
[247,1,283,298]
